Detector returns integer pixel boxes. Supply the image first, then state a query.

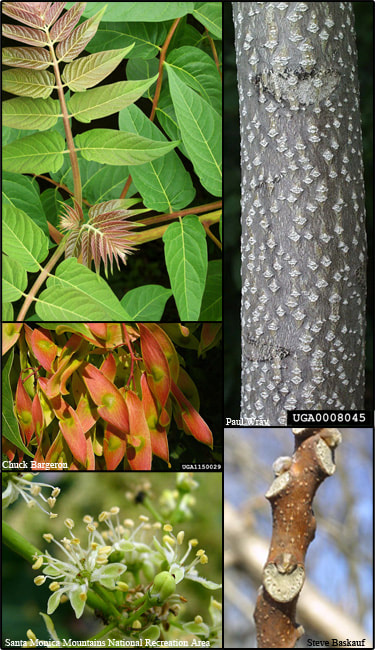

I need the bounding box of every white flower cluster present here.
[32,507,221,620]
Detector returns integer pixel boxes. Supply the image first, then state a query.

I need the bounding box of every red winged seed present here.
[15,375,35,444]
[2,323,23,355]
[125,390,152,471]
[103,424,127,470]
[138,323,171,409]
[171,380,213,448]
[81,363,129,434]
[31,327,58,372]
[141,373,169,465]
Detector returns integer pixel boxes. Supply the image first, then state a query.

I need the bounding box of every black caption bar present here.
[287,411,373,427]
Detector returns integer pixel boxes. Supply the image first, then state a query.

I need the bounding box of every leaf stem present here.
[119,16,181,200]
[16,235,68,322]
[139,201,222,228]
[150,17,181,122]
[91,583,123,620]
[47,34,82,207]
[33,174,91,206]
[129,210,221,245]
[205,29,222,80]
[202,223,222,250]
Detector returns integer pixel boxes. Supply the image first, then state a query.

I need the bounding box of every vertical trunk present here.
[233,2,367,425]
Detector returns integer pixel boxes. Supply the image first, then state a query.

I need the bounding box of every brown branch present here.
[205,29,222,80]
[33,175,91,206]
[138,201,222,228]
[119,174,133,200]
[150,17,181,122]
[119,18,181,201]
[254,428,342,648]
[202,222,222,250]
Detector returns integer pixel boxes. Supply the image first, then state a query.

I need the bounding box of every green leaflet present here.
[68,76,158,123]
[67,2,195,22]
[2,303,14,320]
[199,260,222,321]
[36,258,132,321]
[3,172,50,235]
[163,215,208,320]
[2,348,33,457]
[2,97,60,131]
[75,128,179,165]
[121,285,172,320]
[166,46,221,114]
[193,3,222,39]
[166,64,222,197]
[62,45,134,92]
[3,204,50,272]
[86,21,167,60]
[2,69,55,98]
[119,104,195,212]
[2,256,28,303]
[3,130,66,174]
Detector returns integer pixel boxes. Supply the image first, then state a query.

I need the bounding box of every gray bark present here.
[233,2,367,425]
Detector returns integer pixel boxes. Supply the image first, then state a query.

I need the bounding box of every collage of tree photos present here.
[0,3,373,650]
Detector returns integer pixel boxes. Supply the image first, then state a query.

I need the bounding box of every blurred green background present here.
[224,2,373,418]
[2,472,222,644]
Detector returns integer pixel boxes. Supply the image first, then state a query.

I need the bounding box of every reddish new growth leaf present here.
[2,23,48,47]
[59,199,140,275]
[2,2,48,29]
[49,2,85,43]
[55,5,107,62]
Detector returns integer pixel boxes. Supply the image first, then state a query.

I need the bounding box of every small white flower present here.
[2,473,60,517]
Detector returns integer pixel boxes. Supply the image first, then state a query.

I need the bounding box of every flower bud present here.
[27,630,36,641]
[32,556,44,570]
[150,571,176,603]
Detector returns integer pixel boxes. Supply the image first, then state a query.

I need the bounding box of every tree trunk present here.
[233,2,367,425]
